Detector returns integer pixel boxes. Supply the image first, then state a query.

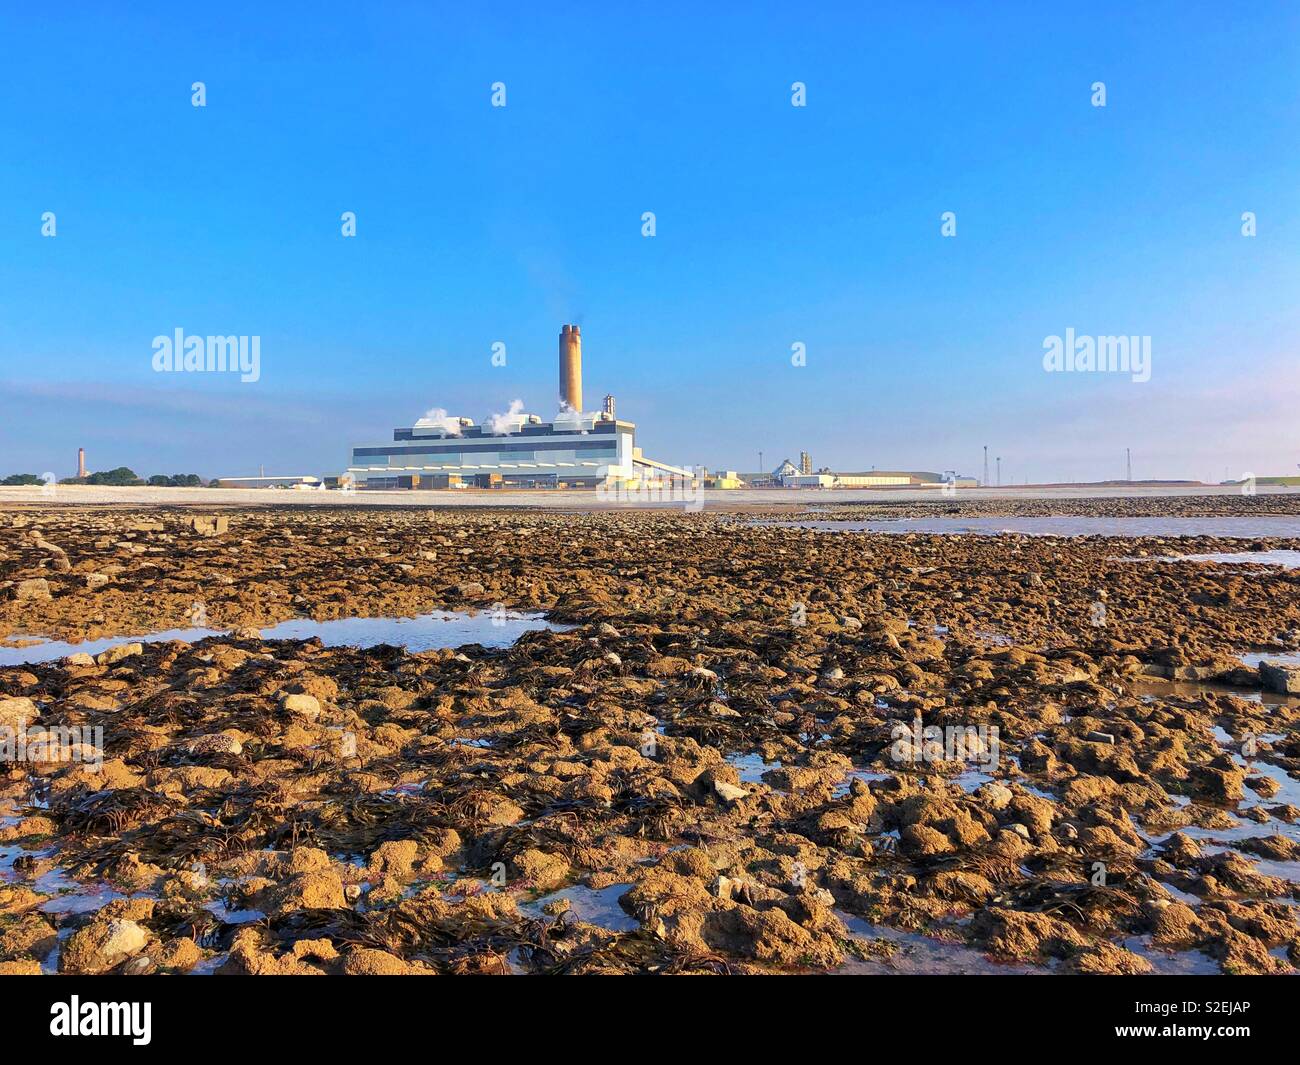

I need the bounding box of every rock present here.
[64,652,95,667]
[1259,660,1300,695]
[292,938,340,963]
[712,780,750,804]
[341,947,416,975]
[279,870,347,910]
[975,782,1014,810]
[157,937,203,972]
[121,955,157,975]
[84,573,111,589]
[511,848,570,891]
[60,918,149,974]
[0,696,38,729]
[1067,942,1154,975]
[1149,901,1204,946]
[96,642,143,665]
[971,909,1088,960]
[189,515,230,536]
[1084,731,1116,744]
[0,912,57,958]
[456,582,486,597]
[185,733,243,757]
[15,578,51,601]
[1190,760,1246,803]
[367,840,420,881]
[1245,775,1280,798]
[281,693,321,720]
[282,847,332,874]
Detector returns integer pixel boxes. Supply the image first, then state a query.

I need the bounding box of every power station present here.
[345,326,693,490]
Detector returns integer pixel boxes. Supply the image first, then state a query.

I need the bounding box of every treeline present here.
[2,467,216,487]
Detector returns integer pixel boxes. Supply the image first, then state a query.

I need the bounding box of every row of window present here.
[353,439,619,460]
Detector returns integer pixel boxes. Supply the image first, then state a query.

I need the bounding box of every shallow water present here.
[727,752,781,785]
[0,610,566,668]
[518,883,638,932]
[1130,675,1300,708]
[1122,935,1219,975]
[1144,550,1300,570]
[0,627,225,667]
[833,912,1046,975]
[773,516,1300,538]
[1240,650,1300,670]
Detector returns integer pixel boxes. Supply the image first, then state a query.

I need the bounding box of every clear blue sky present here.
[2,1,1297,482]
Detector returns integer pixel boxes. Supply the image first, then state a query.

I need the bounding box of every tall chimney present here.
[77,447,87,479]
[558,324,582,412]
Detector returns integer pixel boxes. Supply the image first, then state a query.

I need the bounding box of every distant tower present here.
[799,451,812,475]
[603,394,615,418]
[558,325,583,411]
[983,445,989,487]
[77,447,87,479]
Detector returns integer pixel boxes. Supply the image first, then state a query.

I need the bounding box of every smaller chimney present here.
[603,394,615,418]
[77,447,87,479]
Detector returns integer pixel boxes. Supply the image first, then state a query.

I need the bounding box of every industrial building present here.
[216,475,323,489]
[345,326,693,490]
[743,461,977,489]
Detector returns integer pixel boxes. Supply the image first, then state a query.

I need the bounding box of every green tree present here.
[86,467,142,486]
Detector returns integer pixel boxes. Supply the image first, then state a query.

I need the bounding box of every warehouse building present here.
[742,462,976,488]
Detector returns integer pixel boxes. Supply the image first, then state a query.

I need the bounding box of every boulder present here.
[0,696,37,730]
[96,642,144,665]
[60,918,149,974]
[1259,660,1300,695]
[281,693,321,720]
[15,578,51,602]
[189,515,229,537]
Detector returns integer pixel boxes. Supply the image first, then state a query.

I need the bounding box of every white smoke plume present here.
[486,398,526,435]
[553,401,599,429]
[415,407,462,435]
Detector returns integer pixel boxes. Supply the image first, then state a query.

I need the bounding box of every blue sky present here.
[1,1,1297,482]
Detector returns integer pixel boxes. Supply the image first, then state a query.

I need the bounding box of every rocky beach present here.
[2,496,1299,976]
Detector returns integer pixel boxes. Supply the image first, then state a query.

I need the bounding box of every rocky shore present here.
[2,498,1298,975]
